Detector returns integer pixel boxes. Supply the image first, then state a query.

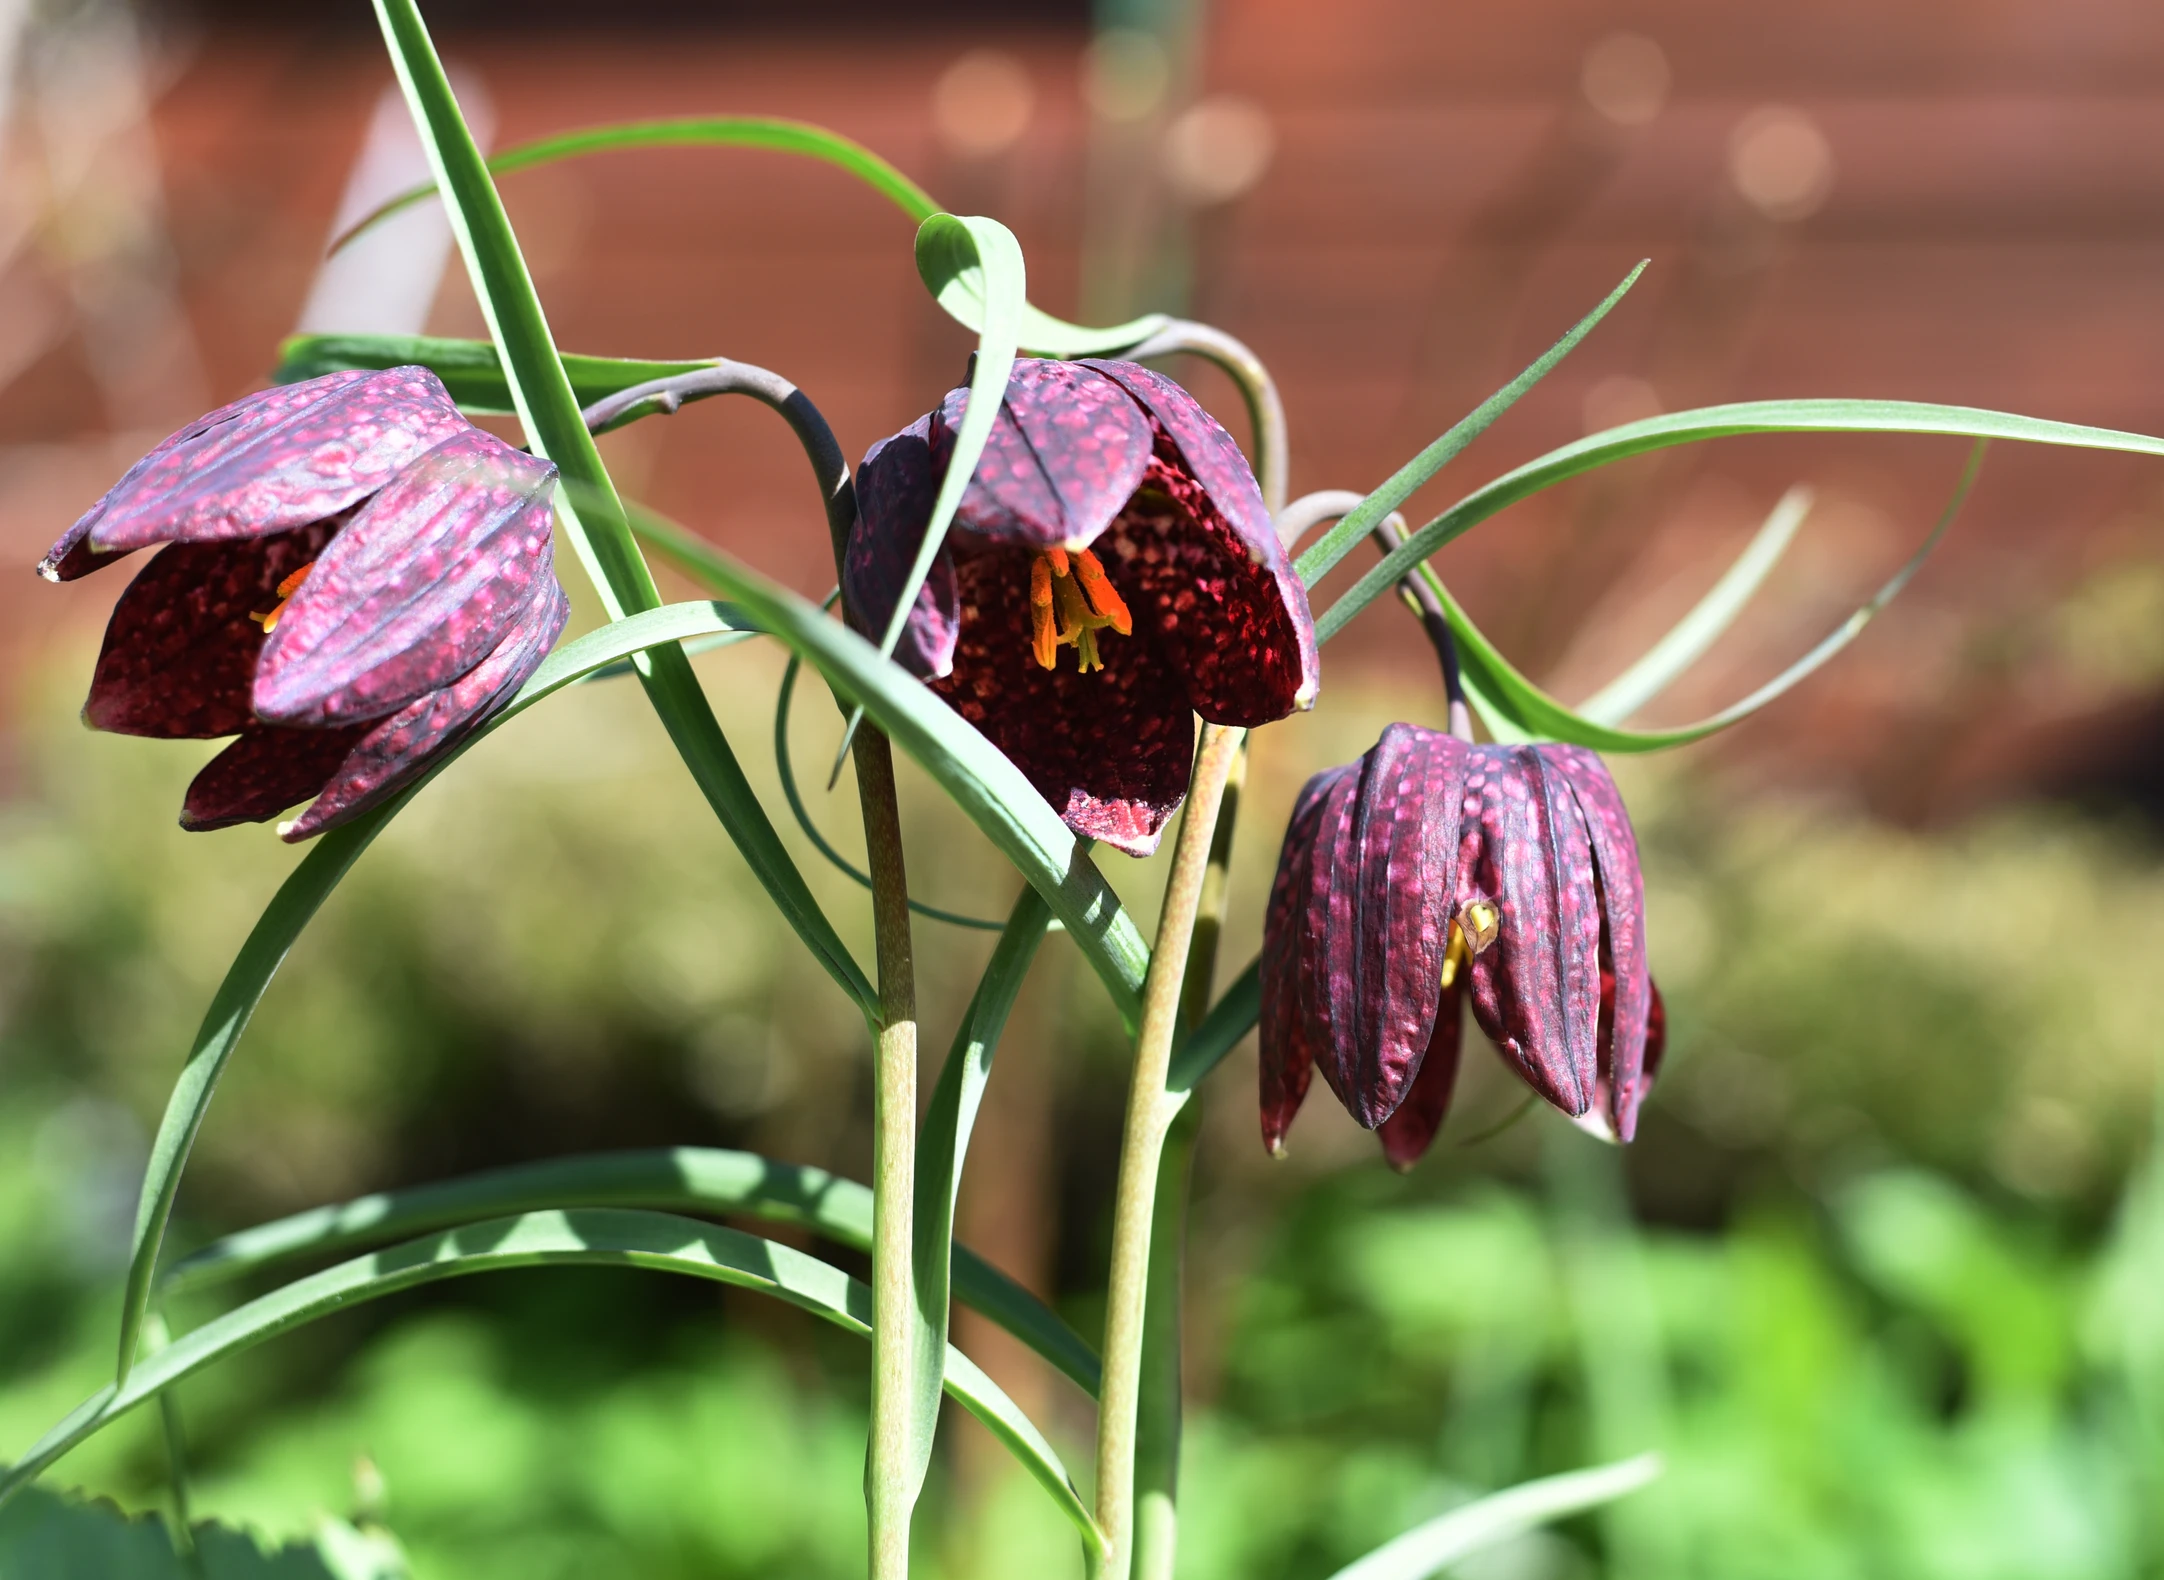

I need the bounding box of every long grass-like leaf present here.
[10,1211,1099,1545]
[832,214,1026,774]
[323,116,1163,358]
[1294,264,1646,589]
[907,891,1055,1501]
[159,1146,1098,1395]
[329,116,941,254]
[371,1,870,1010]
[1167,954,1258,1098]
[1433,442,1983,751]
[1575,484,1812,726]
[272,333,715,415]
[109,602,763,1384]
[606,496,1152,1028]
[1322,399,2164,643]
[1322,1454,1663,1580]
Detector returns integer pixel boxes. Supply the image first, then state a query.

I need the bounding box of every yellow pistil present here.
[1438,897,1501,989]
[249,561,315,634]
[1027,546,1132,673]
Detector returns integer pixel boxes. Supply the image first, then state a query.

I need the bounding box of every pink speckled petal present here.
[83,521,341,739]
[930,541,1192,857]
[253,430,559,726]
[281,580,570,840]
[180,723,373,831]
[1259,764,1348,1154]
[1462,745,1603,1117]
[930,359,1154,549]
[1080,358,1318,712]
[43,368,468,576]
[1376,980,1465,1170]
[842,416,960,679]
[1303,767,1365,1116]
[1548,745,1653,1138]
[1329,725,1470,1128]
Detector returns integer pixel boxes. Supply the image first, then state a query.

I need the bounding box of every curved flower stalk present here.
[1262,727,1667,1166]
[40,367,569,840]
[844,356,1318,855]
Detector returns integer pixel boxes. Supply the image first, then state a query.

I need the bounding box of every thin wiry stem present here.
[584,363,921,1580]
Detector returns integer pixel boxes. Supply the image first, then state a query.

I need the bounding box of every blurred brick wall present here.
[4,0,2163,813]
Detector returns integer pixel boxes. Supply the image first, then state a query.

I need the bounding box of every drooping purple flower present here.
[1259,724,1666,1166]
[844,357,1319,857]
[41,369,569,839]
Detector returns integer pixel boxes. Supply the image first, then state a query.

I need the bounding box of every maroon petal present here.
[1259,764,1348,1155]
[253,430,558,727]
[1376,981,1466,1171]
[931,540,1194,856]
[842,416,960,679]
[930,359,1154,548]
[1462,745,1603,1117]
[1329,725,1469,1128]
[83,521,342,739]
[1080,358,1318,714]
[1625,979,1667,1139]
[44,368,468,575]
[1098,454,1316,727]
[281,580,570,840]
[1548,746,1652,1137]
[1302,766,1365,1114]
[181,723,372,831]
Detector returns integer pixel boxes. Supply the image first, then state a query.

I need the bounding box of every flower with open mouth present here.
[41,368,569,839]
[1261,724,1665,1166]
[844,357,1319,856]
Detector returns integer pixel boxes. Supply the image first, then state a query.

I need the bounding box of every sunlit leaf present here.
[371,2,869,1014]
[1295,263,1646,589]
[1575,484,1812,726]
[271,332,715,416]
[160,1144,1099,1396]
[1322,1454,1663,1580]
[605,498,1153,1029]
[9,1212,1099,1546]
[328,116,941,256]
[0,1486,407,1579]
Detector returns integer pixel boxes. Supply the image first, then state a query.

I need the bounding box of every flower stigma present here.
[1027,546,1133,673]
[250,562,315,634]
[1438,897,1501,989]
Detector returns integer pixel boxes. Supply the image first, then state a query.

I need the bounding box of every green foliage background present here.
[2,636,2160,1578]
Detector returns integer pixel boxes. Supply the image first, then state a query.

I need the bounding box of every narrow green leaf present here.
[160,1145,1098,1396]
[10,1211,1100,1545]
[834,214,1026,772]
[329,116,941,256]
[371,0,871,1012]
[1575,485,1811,726]
[1322,398,2164,644]
[1295,263,1646,589]
[1426,441,1983,752]
[907,891,1056,1501]
[1322,1454,1663,1580]
[109,602,765,1386]
[272,332,715,415]
[0,1484,407,1579]
[609,497,1152,1028]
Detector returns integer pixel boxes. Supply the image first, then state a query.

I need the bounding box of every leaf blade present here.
[1322,1454,1663,1580]
[159,1144,1098,1396]
[271,333,715,415]
[13,1211,1101,1545]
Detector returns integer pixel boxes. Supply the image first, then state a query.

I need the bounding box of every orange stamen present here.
[1024,547,1130,675]
[249,560,315,634]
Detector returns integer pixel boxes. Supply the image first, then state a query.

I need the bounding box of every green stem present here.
[1093,723,1246,1580]
[856,728,919,1580]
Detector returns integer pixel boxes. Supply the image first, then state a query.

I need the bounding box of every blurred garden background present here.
[2,0,2163,1574]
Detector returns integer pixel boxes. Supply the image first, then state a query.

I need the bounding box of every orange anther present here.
[1044,545,1071,578]
[249,559,315,635]
[1029,554,1058,669]
[1072,548,1132,635]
